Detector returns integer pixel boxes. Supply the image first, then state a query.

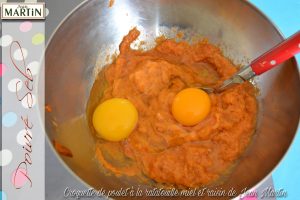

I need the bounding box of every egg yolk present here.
[172,88,211,126]
[92,98,138,142]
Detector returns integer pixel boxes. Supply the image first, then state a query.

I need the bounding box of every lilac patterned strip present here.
[1,21,45,199]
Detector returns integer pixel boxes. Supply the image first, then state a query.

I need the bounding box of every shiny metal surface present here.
[45,0,300,199]
[237,65,256,80]
[212,66,256,93]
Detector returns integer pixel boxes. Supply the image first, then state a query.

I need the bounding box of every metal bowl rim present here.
[43,0,300,196]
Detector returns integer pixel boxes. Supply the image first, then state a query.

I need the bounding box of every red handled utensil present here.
[201,31,300,93]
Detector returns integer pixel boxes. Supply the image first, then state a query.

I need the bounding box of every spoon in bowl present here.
[200,31,300,93]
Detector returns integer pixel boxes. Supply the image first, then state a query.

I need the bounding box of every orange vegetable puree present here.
[87,28,257,187]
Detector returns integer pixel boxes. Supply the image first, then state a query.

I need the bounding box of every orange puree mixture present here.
[87,28,257,188]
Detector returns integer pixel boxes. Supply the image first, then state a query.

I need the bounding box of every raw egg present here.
[172,88,211,126]
[92,98,138,142]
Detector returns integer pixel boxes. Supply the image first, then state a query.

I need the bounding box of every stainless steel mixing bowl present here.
[45,0,300,199]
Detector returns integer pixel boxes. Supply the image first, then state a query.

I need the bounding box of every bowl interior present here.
[45,0,300,198]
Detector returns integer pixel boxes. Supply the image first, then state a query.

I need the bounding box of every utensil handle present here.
[250,31,300,75]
